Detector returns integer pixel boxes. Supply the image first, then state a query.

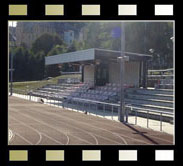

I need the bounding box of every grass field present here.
[10,74,81,93]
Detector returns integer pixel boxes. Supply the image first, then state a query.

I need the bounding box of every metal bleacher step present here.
[158,84,174,89]
[125,102,174,113]
[126,93,173,101]
[126,88,174,96]
[39,88,66,93]
[125,98,173,108]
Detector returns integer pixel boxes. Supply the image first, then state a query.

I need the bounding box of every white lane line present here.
[11,115,65,145]
[27,107,126,145]
[10,113,66,145]
[40,132,65,145]
[17,110,97,145]
[44,106,170,144]
[8,129,14,142]
[92,133,121,145]
[10,116,43,145]
[13,132,33,145]
[10,96,172,144]
[21,109,129,145]
[10,110,69,145]
[67,134,92,145]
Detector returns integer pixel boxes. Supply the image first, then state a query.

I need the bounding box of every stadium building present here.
[45,48,152,88]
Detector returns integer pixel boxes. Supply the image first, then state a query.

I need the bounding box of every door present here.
[96,64,109,86]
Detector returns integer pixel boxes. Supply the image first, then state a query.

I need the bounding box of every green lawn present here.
[10,74,81,94]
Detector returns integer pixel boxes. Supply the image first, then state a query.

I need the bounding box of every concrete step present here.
[158,84,174,89]
[126,93,173,102]
[126,88,174,96]
[39,88,66,92]
[125,98,173,108]
[125,102,174,113]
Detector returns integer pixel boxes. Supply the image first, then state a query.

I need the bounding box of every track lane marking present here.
[52,107,173,144]
[21,107,127,144]
[10,116,43,145]
[13,132,33,145]
[9,97,172,145]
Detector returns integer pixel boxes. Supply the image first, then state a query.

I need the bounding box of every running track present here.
[8,96,173,145]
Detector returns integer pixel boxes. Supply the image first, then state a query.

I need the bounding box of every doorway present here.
[95,64,109,86]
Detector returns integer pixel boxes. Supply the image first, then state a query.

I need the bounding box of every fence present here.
[10,88,174,132]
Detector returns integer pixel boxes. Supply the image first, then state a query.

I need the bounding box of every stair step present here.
[126,88,174,95]
[126,93,173,101]
[125,98,173,108]
[125,102,173,113]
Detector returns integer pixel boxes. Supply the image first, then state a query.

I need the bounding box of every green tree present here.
[45,44,68,77]
[31,33,64,55]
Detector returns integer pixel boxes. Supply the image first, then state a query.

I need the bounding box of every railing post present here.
[103,104,105,117]
[62,98,64,108]
[160,112,163,131]
[112,105,114,120]
[147,110,149,128]
[126,108,128,123]
[135,109,137,125]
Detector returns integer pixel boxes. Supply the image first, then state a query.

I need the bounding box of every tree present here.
[45,44,68,77]
[31,33,64,55]
[81,22,173,69]
[12,47,32,81]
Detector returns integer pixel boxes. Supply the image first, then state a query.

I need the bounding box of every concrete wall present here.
[109,62,140,87]
[84,65,95,84]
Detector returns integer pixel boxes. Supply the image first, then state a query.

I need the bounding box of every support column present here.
[81,65,84,82]
[139,61,142,87]
[94,64,96,86]
[142,61,147,88]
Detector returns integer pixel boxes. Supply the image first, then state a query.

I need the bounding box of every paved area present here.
[9,96,173,145]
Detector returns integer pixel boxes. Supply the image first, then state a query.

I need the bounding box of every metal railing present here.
[10,89,174,132]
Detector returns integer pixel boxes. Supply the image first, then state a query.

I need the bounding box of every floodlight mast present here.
[118,22,125,122]
[9,33,16,96]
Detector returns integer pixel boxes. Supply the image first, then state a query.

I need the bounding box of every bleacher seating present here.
[30,81,174,114]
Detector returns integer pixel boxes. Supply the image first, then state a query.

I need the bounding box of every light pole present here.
[9,33,16,96]
[118,22,125,122]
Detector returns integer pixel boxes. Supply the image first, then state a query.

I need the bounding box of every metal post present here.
[147,111,149,128]
[118,22,125,122]
[112,105,114,120]
[103,104,104,117]
[10,52,14,96]
[126,108,128,123]
[160,112,162,131]
[135,109,137,125]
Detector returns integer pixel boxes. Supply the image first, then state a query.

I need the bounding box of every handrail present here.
[12,89,174,132]
[65,96,173,116]
[13,88,173,116]
[148,68,174,72]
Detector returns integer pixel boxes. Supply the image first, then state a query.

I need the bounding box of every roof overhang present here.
[45,48,152,66]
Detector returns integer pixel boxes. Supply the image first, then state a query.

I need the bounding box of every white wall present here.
[84,65,95,84]
[109,62,140,87]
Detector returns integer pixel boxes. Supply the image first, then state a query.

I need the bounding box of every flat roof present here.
[45,48,152,65]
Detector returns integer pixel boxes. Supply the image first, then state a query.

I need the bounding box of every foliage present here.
[31,33,64,55]
[10,22,173,82]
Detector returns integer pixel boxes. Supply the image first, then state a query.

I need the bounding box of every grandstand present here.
[28,48,174,122]
[29,79,173,122]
